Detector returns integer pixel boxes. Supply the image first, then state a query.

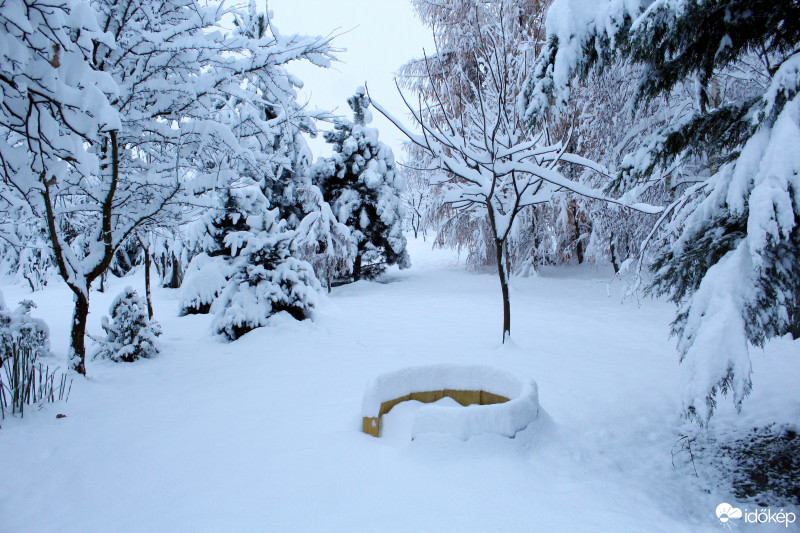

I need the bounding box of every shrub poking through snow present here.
[1,291,70,424]
[93,288,161,362]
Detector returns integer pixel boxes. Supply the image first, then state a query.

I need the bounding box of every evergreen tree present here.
[208,187,319,340]
[93,288,161,362]
[312,88,410,281]
[521,0,800,423]
[179,187,254,315]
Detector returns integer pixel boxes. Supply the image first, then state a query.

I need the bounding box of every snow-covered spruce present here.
[203,188,320,340]
[93,288,161,363]
[211,255,319,341]
[312,88,409,282]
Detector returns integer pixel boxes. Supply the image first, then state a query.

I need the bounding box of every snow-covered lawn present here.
[1,238,797,532]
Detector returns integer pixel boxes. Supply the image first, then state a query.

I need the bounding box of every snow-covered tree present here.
[399,0,560,272]
[0,0,336,374]
[293,183,356,291]
[92,287,161,362]
[179,252,229,315]
[180,187,252,315]
[520,0,800,423]
[207,187,320,340]
[0,0,120,374]
[401,162,434,240]
[312,88,409,281]
[373,20,658,342]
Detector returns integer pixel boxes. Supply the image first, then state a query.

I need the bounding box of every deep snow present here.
[1,237,798,532]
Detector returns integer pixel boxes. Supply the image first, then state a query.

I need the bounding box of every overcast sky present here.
[261,0,435,162]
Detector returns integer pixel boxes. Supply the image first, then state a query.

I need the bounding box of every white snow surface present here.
[361,364,540,440]
[1,237,798,532]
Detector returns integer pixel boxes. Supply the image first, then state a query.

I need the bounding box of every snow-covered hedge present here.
[361,364,540,440]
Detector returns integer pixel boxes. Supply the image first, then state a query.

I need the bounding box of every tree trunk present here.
[353,253,363,282]
[609,233,620,274]
[572,204,584,264]
[168,252,182,288]
[143,243,154,319]
[487,206,511,343]
[68,291,89,376]
[494,237,511,343]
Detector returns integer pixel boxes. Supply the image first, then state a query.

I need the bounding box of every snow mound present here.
[361,365,540,440]
[179,253,229,315]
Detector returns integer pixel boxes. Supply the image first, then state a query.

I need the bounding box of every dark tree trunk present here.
[68,291,89,376]
[487,206,511,343]
[98,271,106,293]
[142,241,154,319]
[168,252,182,288]
[609,233,620,274]
[494,237,511,343]
[353,253,363,282]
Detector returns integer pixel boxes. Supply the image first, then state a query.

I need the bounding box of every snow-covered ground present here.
[1,238,798,532]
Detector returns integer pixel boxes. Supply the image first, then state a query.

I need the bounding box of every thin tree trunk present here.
[353,253,363,282]
[494,237,511,343]
[572,203,584,264]
[609,233,620,274]
[487,206,511,343]
[141,238,154,319]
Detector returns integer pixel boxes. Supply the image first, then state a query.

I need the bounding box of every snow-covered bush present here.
[93,288,161,362]
[179,253,230,315]
[0,294,50,363]
[211,234,320,341]
[1,290,69,423]
[191,186,322,340]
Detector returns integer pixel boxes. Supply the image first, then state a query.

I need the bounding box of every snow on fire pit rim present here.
[361,364,540,440]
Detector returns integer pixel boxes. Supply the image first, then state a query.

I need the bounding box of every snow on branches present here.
[372,11,658,341]
[521,0,800,423]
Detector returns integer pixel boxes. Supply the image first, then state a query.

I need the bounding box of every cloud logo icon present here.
[716,503,743,523]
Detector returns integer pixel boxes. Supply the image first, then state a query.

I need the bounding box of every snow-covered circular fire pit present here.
[361,364,539,440]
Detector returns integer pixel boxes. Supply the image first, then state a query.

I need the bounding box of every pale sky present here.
[262,0,435,162]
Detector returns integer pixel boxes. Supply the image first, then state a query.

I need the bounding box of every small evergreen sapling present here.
[93,288,161,362]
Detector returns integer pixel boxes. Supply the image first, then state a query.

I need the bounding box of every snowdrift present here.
[361,364,540,440]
